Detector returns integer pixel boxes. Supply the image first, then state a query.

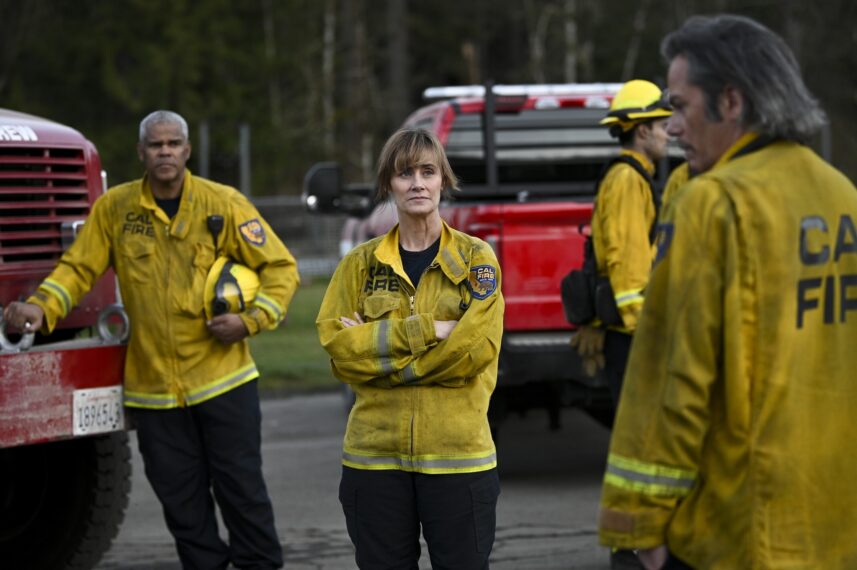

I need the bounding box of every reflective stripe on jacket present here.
[317,221,504,474]
[29,171,300,408]
[592,149,658,333]
[599,134,857,568]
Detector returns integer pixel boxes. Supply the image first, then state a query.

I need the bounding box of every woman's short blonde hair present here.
[375,128,459,201]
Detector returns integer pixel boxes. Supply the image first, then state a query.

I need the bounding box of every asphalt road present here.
[97,392,613,569]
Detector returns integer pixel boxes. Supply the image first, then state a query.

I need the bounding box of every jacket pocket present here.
[470,469,500,553]
[433,293,466,321]
[362,293,401,320]
[117,239,155,285]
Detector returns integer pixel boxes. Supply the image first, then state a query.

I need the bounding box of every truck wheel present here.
[0,431,132,569]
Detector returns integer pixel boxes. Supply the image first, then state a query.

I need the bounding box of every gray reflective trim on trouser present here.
[605,462,695,491]
[343,451,497,470]
[377,320,394,375]
[185,365,259,405]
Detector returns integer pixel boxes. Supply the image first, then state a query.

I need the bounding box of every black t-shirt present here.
[399,237,440,289]
[155,195,182,219]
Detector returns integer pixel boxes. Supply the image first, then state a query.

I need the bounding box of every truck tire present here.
[0,431,132,569]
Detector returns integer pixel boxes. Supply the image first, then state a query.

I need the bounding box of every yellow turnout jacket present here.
[599,134,857,568]
[661,161,691,209]
[29,171,299,408]
[317,221,504,474]
[592,149,658,333]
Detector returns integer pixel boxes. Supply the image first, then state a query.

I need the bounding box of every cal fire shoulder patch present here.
[467,264,497,300]
[239,219,266,246]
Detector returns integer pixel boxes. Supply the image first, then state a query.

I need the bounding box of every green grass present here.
[249,278,339,395]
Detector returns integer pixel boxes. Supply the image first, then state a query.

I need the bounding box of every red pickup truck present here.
[305,83,674,431]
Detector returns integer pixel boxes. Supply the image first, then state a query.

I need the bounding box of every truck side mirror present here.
[302,162,343,214]
[340,183,378,218]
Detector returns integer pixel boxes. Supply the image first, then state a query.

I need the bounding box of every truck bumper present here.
[493,331,613,426]
[500,331,607,388]
[0,339,127,448]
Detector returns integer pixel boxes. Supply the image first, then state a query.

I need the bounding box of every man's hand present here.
[637,545,668,570]
[3,302,44,333]
[207,314,249,344]
[434,320,458,340]
[570,325,605,377]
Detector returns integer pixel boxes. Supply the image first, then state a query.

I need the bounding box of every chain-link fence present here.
[251,195,343,280]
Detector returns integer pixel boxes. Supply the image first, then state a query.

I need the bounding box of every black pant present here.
[131,380,283,570]
[339,466,500,570]
[604,330,633,410]
[664,552,695,569]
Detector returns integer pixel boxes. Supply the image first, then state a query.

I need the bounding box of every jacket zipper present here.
[164,222,184,405]
[406,262,435,464]
[408,280,416,461]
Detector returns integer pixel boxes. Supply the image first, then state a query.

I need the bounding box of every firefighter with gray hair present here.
[598,14,857,569]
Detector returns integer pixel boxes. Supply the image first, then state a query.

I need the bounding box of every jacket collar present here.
[710,131,761,171]
[140,169,195,239]
[620,149,656,175]
[374,220,470,286]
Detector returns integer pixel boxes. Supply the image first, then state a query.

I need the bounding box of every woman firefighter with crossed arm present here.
[316,127,504,569]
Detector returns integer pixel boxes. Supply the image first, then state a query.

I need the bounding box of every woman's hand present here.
[340,313,458,341]
[340,312,364,328]
[433,320,458,340]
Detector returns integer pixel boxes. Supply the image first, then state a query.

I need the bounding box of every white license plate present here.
[73,386,124,436]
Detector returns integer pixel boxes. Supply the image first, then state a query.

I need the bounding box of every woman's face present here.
[389,151,443,220]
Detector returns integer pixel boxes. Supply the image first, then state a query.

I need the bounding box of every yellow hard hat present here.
[600,80,672,133]
[203,257,260,320]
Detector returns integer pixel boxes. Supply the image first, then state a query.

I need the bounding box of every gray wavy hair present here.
[138,110,189,143]
[661,14,826,143]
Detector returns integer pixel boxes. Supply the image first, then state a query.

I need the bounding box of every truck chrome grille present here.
[0,146,90,263]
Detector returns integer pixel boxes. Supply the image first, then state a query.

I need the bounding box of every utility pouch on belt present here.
[560,154,660,328]
[560,236,622,326]
[561,236,597,325]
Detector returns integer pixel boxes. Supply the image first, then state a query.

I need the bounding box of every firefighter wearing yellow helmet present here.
[568,76,674,570]
[204,257,261,320]
[599,79,673,135]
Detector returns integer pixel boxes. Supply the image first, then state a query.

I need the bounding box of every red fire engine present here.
[0,108,130,569]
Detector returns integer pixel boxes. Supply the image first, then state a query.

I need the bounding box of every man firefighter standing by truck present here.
[599,14,857,569]
[4,110,299,569]
[570,79,672,406]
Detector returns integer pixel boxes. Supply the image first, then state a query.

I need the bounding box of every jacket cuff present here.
[598,505,672,550]
[27,291,59,334]
[239,307,271,336]
[405,313,436,356]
